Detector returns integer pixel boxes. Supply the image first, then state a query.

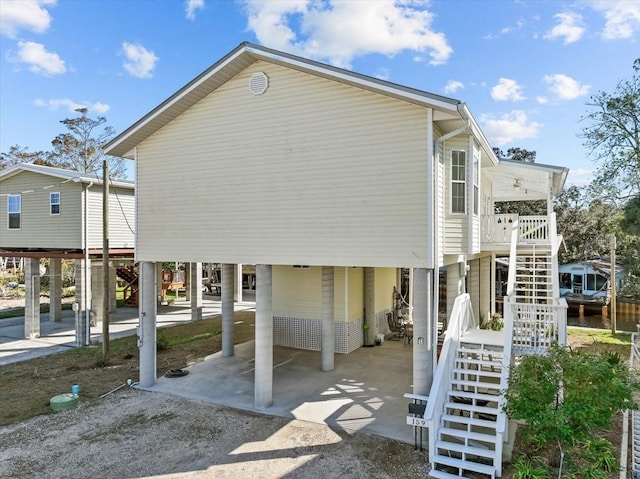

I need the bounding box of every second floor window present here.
[8,194,21,229]
[50,192,60,215]
[451,150,466,214]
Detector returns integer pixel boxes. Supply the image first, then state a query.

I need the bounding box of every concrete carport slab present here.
[143,338,417,445]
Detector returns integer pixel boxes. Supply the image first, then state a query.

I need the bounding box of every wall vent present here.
[249,72,269,95]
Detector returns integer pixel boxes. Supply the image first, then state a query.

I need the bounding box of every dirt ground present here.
[0,389,430,479]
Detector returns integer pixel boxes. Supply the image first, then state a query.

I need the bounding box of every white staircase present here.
[513,245,554,304]
[429,336,504,479]
[426,214,567,478]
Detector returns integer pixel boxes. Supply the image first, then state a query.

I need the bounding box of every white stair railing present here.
[425,293,475,466]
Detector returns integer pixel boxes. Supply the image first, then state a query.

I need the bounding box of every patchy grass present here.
[0,310,255,427]
[567,326,632,357]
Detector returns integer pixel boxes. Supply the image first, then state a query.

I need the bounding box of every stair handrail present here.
[425,293,473,464]
[496,293,516,478]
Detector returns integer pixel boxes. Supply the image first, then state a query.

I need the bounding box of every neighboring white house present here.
[105,42,568,478]
[0,163,135,339]
[559,260,625,299]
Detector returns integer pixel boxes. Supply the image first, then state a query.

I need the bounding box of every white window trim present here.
[7,194,21,230]
[50,192,61,215]
[450,150,466,215]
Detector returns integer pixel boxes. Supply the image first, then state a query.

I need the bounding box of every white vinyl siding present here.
[50,192,60,215]
[7,194,20,229]
[86,186,135,249]
[135,61,430,267]
[0,171,83,249]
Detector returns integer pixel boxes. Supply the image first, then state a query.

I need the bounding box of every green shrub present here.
[513,455,548,479]
[505,345,638,447]
[156,330,170,351]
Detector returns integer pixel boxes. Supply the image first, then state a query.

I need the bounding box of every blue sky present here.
[0,0,638,185]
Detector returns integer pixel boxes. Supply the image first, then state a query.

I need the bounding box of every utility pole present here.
[610,234,617,334]
[102,158,110,355]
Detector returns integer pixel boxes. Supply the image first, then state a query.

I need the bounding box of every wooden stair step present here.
[432,454,496,477]
[452,367,502,378]
[435,440,496,459]
[455,357,503,367]
[442,414,498,429]
[448,390,499,403]
[445,402,498,416]
[439,427,498,444]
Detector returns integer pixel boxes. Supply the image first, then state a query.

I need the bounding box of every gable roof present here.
[0,163,135,190]
[104,42,496,162]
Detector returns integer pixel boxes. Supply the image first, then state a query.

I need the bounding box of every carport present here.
[144,338,418,445]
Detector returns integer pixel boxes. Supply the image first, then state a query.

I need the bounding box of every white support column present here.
[91,262,104,325]
[24,257,40,339]
[49,258,63,322]
[234,264,243,302]
[184,263,191,301]
[364,267,376,346]
[75,258,91,346]
[255,264,273,409]
[109,264,117,312]
[413,267,433,395]
[446,262,463,319]
[321,266,335,371]
[222,263,235,357]
[479,256,491,323]
[190,262,203,321]
[157,265,164,303]
[139,261,157,387]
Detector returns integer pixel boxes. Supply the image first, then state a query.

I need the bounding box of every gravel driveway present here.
[0,389,429,479]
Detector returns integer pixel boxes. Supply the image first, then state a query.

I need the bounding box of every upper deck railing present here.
[481,214,549,248]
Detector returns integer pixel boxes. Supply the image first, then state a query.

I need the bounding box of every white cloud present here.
[484,18,526,39]
[536,96,549,104]
[241,0,452,68]
[543,73,590,100]
[0,0,55,38]
[9,40,65,75]
[480,110,541,146]
[543,12,585,44]
[122,42,158,79]
[491,78,525,102]
[374,67,390,80]
[33,98,110,114]
[185,0,204,20]
[444,80,464,94]
[588,0,640,40]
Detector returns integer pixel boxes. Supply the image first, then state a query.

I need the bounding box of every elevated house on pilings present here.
[104,42,568,479]
[0,163,136,341]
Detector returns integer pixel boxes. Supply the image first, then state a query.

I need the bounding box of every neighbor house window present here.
[451,150,466,214]
[8,194,21,229]
[586,273,607,292]
[50,192,60,215]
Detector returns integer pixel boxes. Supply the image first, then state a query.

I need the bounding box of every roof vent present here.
[249,72,269,95]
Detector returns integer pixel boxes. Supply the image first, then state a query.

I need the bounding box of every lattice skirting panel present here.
[274,316,364,354]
